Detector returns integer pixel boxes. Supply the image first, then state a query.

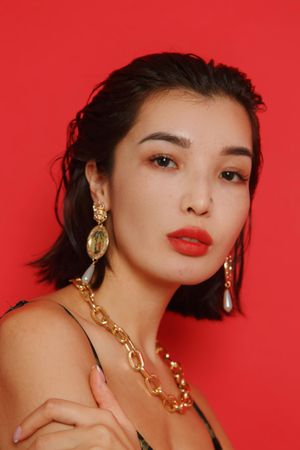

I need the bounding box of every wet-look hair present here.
[29,52,265,320]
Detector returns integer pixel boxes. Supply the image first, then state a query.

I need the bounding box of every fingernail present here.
[92,364,106,383]
[13,425,22,444]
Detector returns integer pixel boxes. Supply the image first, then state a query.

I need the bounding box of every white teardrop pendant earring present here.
[81,202,109,285]
[223,255,233,313]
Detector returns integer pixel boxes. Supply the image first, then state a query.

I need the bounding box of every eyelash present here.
[219,171,249,183]
[149,154,177,169]
[149,154,249,183]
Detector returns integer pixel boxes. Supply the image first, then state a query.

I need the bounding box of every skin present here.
[0,89,253,449]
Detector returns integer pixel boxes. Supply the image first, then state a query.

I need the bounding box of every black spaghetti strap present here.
[57,304,104,371]
[193,401,223,450]
[56,304,153,449]
[1,300,29,317]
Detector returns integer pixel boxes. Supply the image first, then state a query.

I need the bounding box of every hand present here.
[13,365,140,449]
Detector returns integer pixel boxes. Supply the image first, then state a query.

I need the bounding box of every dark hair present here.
[29,52,265,320]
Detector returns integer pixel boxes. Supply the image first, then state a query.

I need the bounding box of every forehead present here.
[127,89,252,148]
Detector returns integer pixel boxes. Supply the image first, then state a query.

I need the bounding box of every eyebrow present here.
[220,146,253,158]
[138,131,253,158]
[138,132,191,148]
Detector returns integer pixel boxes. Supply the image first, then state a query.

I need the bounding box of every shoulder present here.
[0,295,97,368]
[0,298,65,343]
[0,297,89,355]
[0,297,99,448]
[0,283,91,344]
[0,297,98,406]
[190,384,234,450]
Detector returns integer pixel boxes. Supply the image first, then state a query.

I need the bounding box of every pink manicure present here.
[92,364,106,383]
[13,425,22,444]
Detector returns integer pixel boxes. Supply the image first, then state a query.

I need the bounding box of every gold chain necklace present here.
[71,278,193,414]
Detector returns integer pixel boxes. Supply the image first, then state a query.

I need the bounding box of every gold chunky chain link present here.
[71,278,194,414]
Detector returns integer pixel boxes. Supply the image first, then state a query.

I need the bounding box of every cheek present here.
[218,190,250,249]
[109,168,163,245]
[232,191,250,222]
[236,192,251,226]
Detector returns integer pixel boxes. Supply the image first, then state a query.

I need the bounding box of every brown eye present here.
[150,155,177,168]
[220,171,248,182]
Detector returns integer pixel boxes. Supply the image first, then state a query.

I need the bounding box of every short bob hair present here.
[30,52,265,320]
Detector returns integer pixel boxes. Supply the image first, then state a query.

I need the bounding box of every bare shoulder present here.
[190,384,235,450]
[0,284,88,347]
[0,296,88,355]
[0,298,67,349]
[0,297,97,387]
[0,297,98,448]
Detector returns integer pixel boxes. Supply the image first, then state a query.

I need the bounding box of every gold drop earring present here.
[223,255,233,312]
[81,201,109,285]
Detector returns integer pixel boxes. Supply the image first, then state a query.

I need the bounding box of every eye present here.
[220,170,248,183]
[150,154,177,169]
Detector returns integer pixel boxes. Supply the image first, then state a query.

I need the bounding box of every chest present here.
[126,398,216,450]
[80,322,216,449]
[54,299,218,450]
[115,383,215,449]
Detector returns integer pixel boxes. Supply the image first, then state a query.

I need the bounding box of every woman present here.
[0,52,264,449]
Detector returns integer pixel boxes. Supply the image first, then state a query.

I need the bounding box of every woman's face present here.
[103,90,253,286]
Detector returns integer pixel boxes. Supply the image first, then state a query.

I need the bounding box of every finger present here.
[26,428,77,450]
[13,398,110,443]
[90,365,137,440]
[25,425,125,450]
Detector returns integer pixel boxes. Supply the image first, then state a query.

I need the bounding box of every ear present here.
[85,160,111,210]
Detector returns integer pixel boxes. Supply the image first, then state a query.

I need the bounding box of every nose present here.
[180,174,213,217]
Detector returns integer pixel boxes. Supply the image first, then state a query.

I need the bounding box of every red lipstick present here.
[167,227,213,256]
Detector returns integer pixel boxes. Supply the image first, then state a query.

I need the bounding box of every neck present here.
[92,262,179,360]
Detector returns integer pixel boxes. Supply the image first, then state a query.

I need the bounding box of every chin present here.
[163,271,210,286]
[178,277,209,286]
[168,265,220,286]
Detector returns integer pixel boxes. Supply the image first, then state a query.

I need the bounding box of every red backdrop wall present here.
[1,1,299,449]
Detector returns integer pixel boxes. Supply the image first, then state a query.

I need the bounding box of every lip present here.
[166,227,213,257]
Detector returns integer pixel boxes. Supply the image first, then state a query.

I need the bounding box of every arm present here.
[0,300,100,449]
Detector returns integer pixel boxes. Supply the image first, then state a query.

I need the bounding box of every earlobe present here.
[85,160,111,209]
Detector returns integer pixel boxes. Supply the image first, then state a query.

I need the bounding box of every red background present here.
[1,1,299,449]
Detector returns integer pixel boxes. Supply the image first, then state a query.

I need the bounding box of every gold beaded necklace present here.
[71,278,194,414]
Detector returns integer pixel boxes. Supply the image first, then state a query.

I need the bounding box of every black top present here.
[3,300,223,450]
